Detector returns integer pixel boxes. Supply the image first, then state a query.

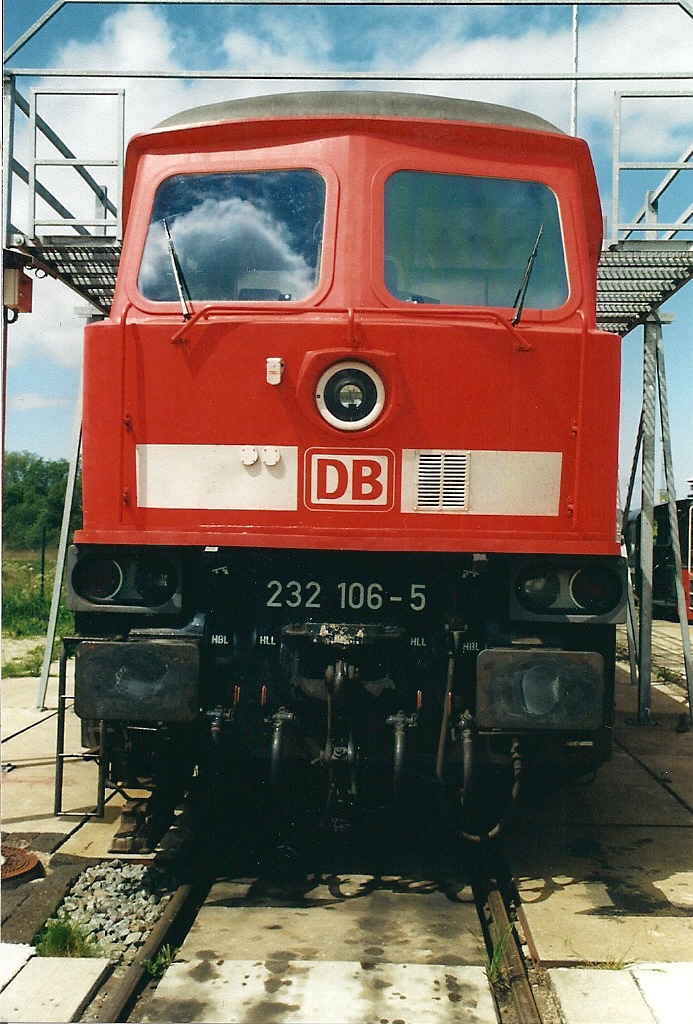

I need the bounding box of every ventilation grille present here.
[416,451,469,510]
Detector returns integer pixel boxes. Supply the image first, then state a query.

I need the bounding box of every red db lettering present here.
[306,449,393,509]
[352,459,384,502]
[316,458,349,500]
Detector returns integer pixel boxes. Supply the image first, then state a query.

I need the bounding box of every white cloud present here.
[57,5,177,74]
[366,4,693,144]
[5,274,86,369]
[221,9,334,73]
[7,392,71,412]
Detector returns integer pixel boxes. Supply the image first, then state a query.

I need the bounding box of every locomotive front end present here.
[69,93,625,843]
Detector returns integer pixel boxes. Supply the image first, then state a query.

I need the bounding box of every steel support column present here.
[637,318,657,723]
[631,316,693,726]
[36,371,82,711]
[655,324,693,717]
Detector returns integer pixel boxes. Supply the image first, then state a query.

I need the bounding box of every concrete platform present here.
[514,664,693,968]
[192,876,484,966]
[137,873,495,1023]
[2,668,101,833]
[0,946,111,1023]
[0,945,33,991]
[139,958,497,1024]
[548,963,693,1024]
[2,666,138,844]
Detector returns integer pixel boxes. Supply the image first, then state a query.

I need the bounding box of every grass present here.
[486,923,514,985]
[141,944,178,979]
[2,549,73,640]
[581,954,633,970]
[34,918,101,958]
[2,645,47,678]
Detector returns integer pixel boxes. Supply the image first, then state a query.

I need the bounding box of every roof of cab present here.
[154,90,563,135]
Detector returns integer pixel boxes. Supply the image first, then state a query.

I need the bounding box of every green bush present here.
[3,451,81,550]
[2,553,73,639]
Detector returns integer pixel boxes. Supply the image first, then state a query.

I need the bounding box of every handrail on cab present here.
[170,302,535,349]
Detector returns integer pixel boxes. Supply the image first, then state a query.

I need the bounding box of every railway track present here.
[470,843,562,1024]
[82,816,555,1024]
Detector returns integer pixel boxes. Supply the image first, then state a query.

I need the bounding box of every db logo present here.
[305,449,395,510]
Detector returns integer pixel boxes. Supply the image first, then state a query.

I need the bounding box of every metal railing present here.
[28,87,124,241]
[3,76,124,245]
[611,91,693,244]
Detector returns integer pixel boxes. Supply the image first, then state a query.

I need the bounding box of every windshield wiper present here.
[162,218,191,321]
[512,222,543,327]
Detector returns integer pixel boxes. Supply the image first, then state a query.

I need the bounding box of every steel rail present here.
[471,842,544,1024]
[486,886,543,1024]
[92,879,203,1023]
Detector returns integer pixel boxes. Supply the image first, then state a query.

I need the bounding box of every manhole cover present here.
[1,845,41,881]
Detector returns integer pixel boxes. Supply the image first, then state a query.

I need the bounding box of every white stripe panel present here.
[136,445,298,510]
[401,449,562,516]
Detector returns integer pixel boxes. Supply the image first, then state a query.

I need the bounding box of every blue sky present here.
[4,0,692,498]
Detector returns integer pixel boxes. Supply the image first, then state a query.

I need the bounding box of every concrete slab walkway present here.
[548,962,693,1024]
[0,945,111,1023]
[140,959,497,1024]
[514,663,693,967]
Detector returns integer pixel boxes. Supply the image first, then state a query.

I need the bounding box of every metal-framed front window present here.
[383,169,569,310]
[138,168,326,303]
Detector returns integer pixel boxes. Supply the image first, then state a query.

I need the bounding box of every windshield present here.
[384,170,568,309]
[138,169,326,302]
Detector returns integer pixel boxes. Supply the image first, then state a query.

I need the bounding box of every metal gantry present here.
[2,0,692,717]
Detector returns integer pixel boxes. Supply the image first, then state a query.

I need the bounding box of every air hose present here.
[436,653,523,843]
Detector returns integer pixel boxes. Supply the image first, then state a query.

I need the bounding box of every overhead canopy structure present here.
[597,242,693,336]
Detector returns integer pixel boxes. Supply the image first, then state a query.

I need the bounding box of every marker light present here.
[569,566,623,616]
[516,570,561,613]
[133,556,179,607]
[72,554,123,603]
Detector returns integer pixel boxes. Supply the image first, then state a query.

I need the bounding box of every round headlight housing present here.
[72,555,123,603]
[516,570,561,613]
[569,566,622,616]
[316,362,385,431]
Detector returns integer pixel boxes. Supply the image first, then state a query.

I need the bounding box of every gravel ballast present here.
[47,860,177,964]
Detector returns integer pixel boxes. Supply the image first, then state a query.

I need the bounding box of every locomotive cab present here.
[68,92,625,847]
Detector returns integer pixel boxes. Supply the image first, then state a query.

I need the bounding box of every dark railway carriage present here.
[627,498,693,624]
[68,92,626,839]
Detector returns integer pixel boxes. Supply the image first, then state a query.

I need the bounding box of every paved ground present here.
[616,620,692,688]
[513,666,693,963]
[136,874,494,1024]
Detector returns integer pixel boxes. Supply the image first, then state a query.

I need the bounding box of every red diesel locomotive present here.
[68,92,626,839]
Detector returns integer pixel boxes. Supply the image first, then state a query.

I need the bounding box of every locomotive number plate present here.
[265,579,427,612]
